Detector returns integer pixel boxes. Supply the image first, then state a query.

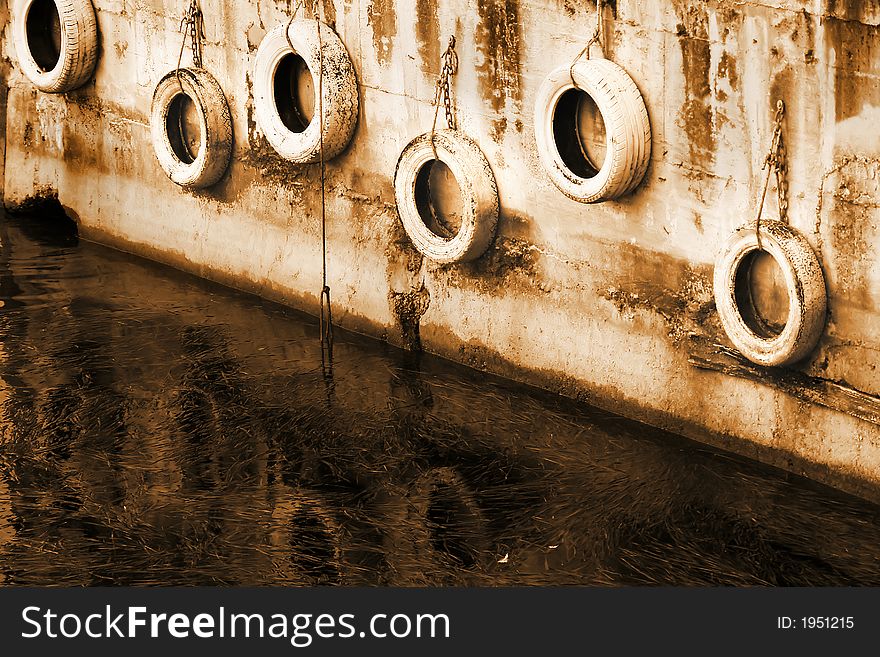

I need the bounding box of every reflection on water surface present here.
[0,211,879,586]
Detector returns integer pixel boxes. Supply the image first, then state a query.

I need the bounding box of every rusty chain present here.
[173,1,205,163]
[176,0,204,75]
[430,36,459,159]
[570,0,603,82]
[289,0,320,21]
[754,100,788,249]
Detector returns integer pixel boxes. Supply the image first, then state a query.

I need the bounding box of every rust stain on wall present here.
[769,64,794,123]
[825,0,871,22]
[321,0,337,30]
[717,51,739,96]
[390,284,431,352]
[439,235,540,296]
[475,0,522,138]
[674,3,716,169]
[829,205,874,309]
[824,157,880,311]
[415,0,440,76]
[823,17,880,123]
[367,0,396,66]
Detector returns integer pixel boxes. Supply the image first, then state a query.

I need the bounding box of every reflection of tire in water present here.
[40,380,127,462]
[269,490,344,584]
[404,467,491,573]
[40,385,80,458]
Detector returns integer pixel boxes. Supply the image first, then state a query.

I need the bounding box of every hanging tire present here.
[394,130,499,264]
[150,68,233,189]
[534,58,651,203]
[713,221,827,368]
[14,0,98,93]
[253,20,358,164]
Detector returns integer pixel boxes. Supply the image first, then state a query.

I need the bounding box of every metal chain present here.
[570,0,603,82]
[430,36,459,159]
[286,2,332,345]
[176,0,204,75]
[775,129,789,223]
[289,0,320,21]
[754,100,788,249]
[173,1,206,163]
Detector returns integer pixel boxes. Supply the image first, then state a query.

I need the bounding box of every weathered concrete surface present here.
[0,0,9,203]
[3,0,880,499]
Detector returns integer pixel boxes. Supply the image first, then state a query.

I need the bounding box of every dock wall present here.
[3,0,880,498]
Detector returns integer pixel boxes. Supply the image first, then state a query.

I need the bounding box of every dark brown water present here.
[1,210,879,586]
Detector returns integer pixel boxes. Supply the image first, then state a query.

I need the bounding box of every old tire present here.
[14,0,98,93]
[713,221,827,367]
[253,20,359,164]
[394,130,499,264]
[151,68,233,189]
[534,58,651,203]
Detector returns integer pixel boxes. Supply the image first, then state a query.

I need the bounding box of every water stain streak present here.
[367,0,396,66]
[475,0,523,139]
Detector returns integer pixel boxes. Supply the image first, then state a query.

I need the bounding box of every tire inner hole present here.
[275,53,315,133]
[414,160,464,240]
[733,250,790,339]
[553,88,608,179]
[166,93,203,165]
[26,0,62,73]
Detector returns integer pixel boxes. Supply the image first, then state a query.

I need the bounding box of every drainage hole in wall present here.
[414,160,464,239]
[274,54,315,134]
[553,89,608,179]
[166,94,203,165]
[26,0,62,73]
[734,250,790,338]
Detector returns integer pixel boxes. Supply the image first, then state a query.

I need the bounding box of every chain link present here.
[177,0,204,72]
[290,0,321,20]
[430,36,459,159]
[754,100,788,248]
[774,132,788,223]
[173,1,206,162]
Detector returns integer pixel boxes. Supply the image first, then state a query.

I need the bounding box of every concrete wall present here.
[3,0,880,498]
[0,0,9,203]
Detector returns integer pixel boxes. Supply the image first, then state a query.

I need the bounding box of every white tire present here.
[14,0,98,93]
[534,58,651,203]
[253,20,358,164]
[713,221,827,367]
[151,68,233,189]
[394,130,499,264]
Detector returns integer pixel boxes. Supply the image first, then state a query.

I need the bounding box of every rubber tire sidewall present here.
[253,20,359,164]
[534,58,651,203]
[151,68,233,189]
[394,130,500,264]
[713,221,827,367]
[14,0,98,93]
